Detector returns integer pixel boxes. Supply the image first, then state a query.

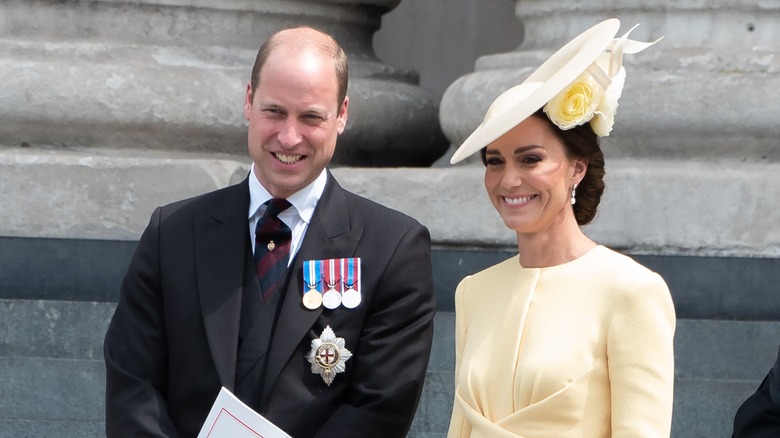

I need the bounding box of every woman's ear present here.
[571,158,589,185]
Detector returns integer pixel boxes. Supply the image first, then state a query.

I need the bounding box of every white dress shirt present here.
[247,164,327,266]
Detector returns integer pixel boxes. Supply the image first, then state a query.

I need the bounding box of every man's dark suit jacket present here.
[732,346,780,437]
[104,172,436,437]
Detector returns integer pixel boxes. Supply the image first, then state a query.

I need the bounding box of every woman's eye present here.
[521,155,542,164]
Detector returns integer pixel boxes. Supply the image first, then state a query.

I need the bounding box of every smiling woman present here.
[481,114,588,242]
[446,19,676,438]
[481,108,605,228]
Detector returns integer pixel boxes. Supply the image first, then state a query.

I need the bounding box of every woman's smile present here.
[502,194,536,206]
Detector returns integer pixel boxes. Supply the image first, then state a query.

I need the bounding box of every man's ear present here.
[243,82,253,121]
[336,96,349,134]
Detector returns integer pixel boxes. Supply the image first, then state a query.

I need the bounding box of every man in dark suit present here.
[104,26,436,437]
[732,346,780,437]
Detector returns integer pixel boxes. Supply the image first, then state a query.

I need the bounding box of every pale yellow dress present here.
[447,245,675,438]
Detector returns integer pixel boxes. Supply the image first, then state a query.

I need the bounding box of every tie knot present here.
[262,198,291,218]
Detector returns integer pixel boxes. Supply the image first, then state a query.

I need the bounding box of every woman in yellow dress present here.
[447,19,675,437]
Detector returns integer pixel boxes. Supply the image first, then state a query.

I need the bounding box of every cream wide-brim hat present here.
[449,18,622,164]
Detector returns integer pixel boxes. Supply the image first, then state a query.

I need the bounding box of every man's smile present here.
[274,152,304,164]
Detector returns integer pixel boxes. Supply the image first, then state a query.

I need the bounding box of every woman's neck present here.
[515,218,596,268]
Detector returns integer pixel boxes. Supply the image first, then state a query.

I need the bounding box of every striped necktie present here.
[254,198,292,300]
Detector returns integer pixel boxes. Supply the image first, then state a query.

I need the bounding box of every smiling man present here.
[245,29,348,199]
[104,27,435,438]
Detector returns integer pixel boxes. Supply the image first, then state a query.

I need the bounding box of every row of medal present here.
[302,258,361,310]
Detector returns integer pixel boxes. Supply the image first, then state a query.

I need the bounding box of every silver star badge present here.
[306,325,352,386]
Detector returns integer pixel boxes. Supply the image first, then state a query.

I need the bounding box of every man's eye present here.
[303,114,324,122]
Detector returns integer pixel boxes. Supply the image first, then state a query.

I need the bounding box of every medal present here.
[303,290,323,310]
[306,325,352,386]
[267,240,275,251]
[302,260,323,310]
[341,257,361,309]
[322,259,342,310]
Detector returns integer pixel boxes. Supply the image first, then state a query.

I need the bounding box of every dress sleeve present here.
[607,272,676,436]
[447,276,470,438]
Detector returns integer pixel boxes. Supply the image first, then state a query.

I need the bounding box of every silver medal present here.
[322,258,342,309]
[322,289,342,309]
[341,288,361,309]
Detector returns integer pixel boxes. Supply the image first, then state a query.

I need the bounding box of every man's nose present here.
[277,119,302,148]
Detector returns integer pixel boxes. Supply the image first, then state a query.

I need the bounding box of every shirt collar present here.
[248,164,327,224]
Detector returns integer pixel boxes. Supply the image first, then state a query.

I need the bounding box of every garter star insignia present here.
[306,325,352,386]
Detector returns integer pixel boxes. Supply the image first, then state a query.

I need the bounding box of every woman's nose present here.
[501,167,522,189]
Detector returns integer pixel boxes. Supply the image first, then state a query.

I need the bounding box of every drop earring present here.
[570,183,577,205]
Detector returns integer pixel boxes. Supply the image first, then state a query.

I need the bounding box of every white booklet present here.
[197,387,292,438]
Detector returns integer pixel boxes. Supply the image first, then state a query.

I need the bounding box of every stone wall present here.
[1,0,779,437]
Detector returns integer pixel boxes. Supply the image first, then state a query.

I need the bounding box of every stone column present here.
[440,0,780,258]
[0,0,447,167]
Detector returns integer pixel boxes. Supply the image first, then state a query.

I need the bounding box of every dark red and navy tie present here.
[254,198,292,301]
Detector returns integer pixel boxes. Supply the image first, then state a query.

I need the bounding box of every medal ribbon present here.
[324,259,340,291]
[315,260,323,292]
[339,258,346,292]
[303,260,322,294]
[344,258,358,291]
[354,258,360,292]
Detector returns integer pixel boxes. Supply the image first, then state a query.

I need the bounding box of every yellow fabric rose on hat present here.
[543,75,604,131]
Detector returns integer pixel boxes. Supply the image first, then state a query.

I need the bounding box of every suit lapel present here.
[195,179,250,391]
[259,173,363,406]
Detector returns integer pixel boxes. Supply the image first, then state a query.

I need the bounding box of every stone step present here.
[3,237,780,322]
[0,420,104,438]
[0,359,760,438]
[670,319,780,436]
[0,300,114,360]
[9,300,775,380]
[0,357,104,423]
[672,377,760,438]
[410,370,454,436]
[407,433,446,438]
[2,299,778,438]
[3,151,779,259]
[675,319,780,379]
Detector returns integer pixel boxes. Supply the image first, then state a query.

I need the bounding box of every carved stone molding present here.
[441,0,780,163]
[0,0,447,166]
